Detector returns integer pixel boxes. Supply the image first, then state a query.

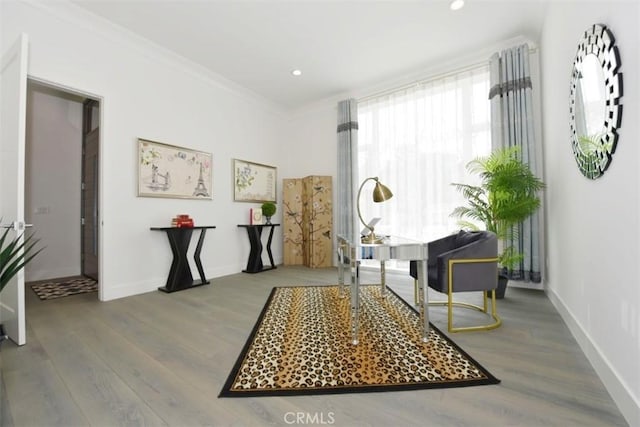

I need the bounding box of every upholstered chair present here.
[409,230,501,332]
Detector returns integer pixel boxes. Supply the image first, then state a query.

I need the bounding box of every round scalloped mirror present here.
[569,24,623,179]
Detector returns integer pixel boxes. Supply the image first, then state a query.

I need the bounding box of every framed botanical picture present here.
[138,138,212,199]
[233,159,277,202]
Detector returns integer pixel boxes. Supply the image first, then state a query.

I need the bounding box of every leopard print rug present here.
[30,277,98,300]
[220,285,499,396]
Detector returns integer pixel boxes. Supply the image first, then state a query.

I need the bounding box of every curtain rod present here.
[357,46,537,104]
[357,60,488,103]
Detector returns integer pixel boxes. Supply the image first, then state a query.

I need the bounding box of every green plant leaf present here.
[0,225,43,293]
[261,202,277,217]
[449,147,544,268]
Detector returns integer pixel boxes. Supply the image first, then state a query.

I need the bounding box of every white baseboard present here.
[546,288,640,426]
[99,264,247,301]
[509,280,544,291]
[100,278,159,301]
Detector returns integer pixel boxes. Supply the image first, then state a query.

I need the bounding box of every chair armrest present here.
[439,235,497,261]
[446,258,499,292]
[427,233,459,265]
[434,236,498,292]
[409,233,458,279]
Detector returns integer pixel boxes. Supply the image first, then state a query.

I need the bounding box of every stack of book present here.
[172,214,194,228]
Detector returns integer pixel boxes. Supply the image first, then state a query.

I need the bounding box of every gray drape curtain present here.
[489,44,542,283]
[337,99,359,243]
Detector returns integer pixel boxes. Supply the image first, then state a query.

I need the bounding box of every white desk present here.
[337,234,429,345]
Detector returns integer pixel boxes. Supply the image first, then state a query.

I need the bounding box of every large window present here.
[358,65,491,248]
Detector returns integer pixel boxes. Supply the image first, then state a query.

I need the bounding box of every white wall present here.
[25,88,83,281]
[540,1,639,425]
[1,0,287,300]
[284,105,337,180]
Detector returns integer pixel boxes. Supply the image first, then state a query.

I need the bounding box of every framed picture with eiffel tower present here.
[138,138,212,200]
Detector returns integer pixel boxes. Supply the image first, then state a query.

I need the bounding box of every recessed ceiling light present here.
[450,0,464,11]
[291,69,302,76]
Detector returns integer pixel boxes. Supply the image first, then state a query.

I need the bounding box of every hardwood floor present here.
[1,266,628,426]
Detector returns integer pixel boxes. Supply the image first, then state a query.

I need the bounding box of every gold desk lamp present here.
[356,177,393,243]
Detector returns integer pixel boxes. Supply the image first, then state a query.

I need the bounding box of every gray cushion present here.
[409,230,498,293]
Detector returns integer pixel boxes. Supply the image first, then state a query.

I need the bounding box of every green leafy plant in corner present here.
[451,146,544,269]
[1,225,43,294]
[261,202,277,218]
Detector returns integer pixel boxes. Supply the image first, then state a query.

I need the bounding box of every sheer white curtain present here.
[357,65,491,252]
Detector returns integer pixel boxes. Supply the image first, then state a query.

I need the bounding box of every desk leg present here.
[380,260,386,297]
[161,228,194,292]
[350,247,360,345]
[243,227,264,273]
[265,225,276,269]
[416,259,429,342]
[337,242,345,298]
[193,229,210,285]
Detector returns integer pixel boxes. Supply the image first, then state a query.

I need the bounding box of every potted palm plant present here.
[451,147,544,298]
[1,226,42,344]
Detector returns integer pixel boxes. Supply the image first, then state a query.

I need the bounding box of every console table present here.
[238,224,279,273]
[337,234,429,345]
[150,226,216,292]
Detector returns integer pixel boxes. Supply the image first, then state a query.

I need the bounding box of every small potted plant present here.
[451,146,544,298]
[261,202,277,225]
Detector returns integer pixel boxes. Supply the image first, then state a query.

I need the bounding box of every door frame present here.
[27,76,104,301]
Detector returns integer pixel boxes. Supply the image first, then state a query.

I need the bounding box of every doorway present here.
[25,80,101,295]
[82,100,99,281]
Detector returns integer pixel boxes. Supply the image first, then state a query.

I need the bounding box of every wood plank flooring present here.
[0,266,628,426]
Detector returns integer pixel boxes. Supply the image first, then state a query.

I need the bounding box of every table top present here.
[338,234,427,261]
[237,224,280,228]
[150,226,216,231]
[338,234,424,246]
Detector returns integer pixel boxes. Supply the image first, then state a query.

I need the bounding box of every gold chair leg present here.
[429,297,502,332]
[413,258,502,332]
[430,257,503,333]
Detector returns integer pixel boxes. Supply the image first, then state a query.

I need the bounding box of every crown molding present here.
[20,0,288,118]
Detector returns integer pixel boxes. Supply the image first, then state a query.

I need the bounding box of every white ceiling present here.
[71,0,549,110]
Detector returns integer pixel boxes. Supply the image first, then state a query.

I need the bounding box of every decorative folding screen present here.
[283,176,333,268]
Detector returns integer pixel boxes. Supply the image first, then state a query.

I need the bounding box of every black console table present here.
[238,224,279,273]
[151,226,216,292]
